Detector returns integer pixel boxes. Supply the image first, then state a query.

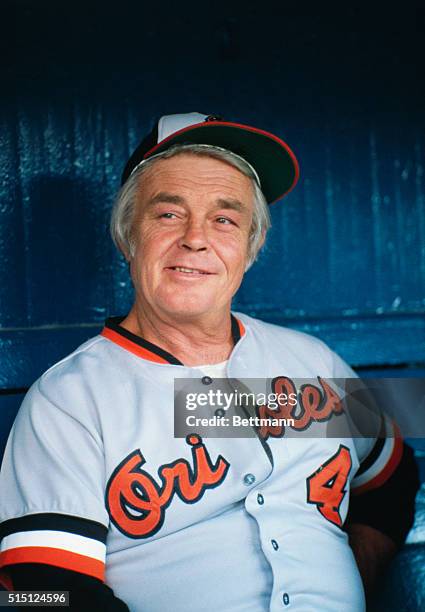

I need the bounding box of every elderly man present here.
[0,113,418,611]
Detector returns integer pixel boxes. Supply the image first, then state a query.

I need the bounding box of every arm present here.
[346,523,396,594]
[346,441,419,594]
[6,564,129,612]
[0,381,130,610]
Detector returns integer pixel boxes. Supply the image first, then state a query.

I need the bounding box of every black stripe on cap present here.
[121,122,159,185]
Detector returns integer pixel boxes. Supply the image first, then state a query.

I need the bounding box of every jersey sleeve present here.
[325,347,403,489]
[0,377,109,581]
[324,347,418,544]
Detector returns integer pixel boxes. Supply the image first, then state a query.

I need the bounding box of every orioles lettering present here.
[106,434,230,538]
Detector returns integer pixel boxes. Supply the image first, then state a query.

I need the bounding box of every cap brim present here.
[143,121,300,204]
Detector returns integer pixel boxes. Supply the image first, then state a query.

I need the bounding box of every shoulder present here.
[35,335,107,392]
[19,334,113,423]
[234,311,356,378]
[237,311,326,347]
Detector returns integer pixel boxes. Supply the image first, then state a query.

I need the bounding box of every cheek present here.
[215,235,249,273]
[133,225,175,260]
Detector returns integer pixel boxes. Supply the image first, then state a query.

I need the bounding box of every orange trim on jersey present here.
[352,434,404,496]
[102,315,246,364]
[101,327,171,364]
[237,318,246,337]
[0,548,105,582]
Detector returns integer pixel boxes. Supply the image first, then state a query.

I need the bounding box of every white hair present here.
[110,143,271,269]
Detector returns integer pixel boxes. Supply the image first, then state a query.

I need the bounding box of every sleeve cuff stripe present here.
[352,419,399,487]
[353,435,396,487]
[0,547,105,581]
[0,531,105,563]
[355,435,386,475]
[351,433,403,495]
[0,514,107,543]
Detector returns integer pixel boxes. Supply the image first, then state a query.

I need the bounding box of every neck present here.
[120,303,234,366]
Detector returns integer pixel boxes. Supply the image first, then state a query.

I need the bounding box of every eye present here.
[216,216,235,225]
[160,212,177,219]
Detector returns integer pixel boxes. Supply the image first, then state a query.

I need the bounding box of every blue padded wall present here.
[0,3,424,608]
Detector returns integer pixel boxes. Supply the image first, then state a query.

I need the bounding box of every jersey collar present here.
[101,315,245,365]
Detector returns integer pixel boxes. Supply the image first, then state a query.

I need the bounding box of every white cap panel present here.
[157,113,208,142]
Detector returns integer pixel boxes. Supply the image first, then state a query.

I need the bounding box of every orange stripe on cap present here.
[0,547,105,582]
[352,431,404,496]
[101,327,171,364]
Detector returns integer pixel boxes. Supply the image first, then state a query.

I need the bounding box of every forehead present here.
[138,153,254,202]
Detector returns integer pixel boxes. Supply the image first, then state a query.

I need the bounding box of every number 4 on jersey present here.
[306,445,352,527]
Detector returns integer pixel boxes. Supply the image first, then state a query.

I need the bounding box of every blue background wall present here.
[1,2,424,608]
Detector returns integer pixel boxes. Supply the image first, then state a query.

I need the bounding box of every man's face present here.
[128,153,254,321]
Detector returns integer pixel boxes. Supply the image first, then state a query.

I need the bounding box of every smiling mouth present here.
[167,266,212,275]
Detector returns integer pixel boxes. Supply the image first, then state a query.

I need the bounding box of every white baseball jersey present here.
[0,313,401,611]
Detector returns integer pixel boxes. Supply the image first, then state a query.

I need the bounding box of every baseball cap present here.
[121,112,300,204]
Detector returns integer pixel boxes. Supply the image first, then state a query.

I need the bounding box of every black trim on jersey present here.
[104,314,244,366]
[0,514,107,543]
[230,314,242,343]
[105,317,184,365]
[355,417,386,476]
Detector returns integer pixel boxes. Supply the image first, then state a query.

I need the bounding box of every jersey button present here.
[215,408,225,417]
[243,473,256,486]
[201,376,213,385]
[257,493,264,505]
[271,539,279,550]
[282,593,290,606]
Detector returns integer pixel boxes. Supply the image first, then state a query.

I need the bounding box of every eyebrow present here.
[146,192,186,207]
[145,193,246,213]
[215,198,244,212]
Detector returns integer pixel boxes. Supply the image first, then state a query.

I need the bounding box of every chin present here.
[160,297,218,319]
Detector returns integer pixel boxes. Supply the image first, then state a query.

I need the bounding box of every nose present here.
[178,221,208,252]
